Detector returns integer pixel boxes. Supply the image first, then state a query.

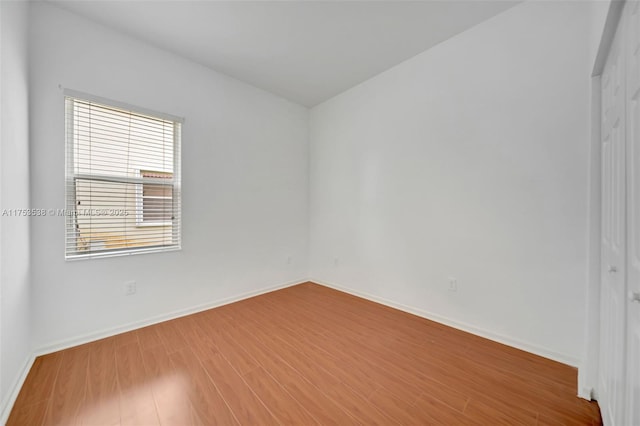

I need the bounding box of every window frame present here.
[64,90,183,260]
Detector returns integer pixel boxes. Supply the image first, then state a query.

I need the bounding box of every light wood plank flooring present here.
[8,282,601,425]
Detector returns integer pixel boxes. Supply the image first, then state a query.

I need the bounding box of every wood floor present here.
[8,282,601,425]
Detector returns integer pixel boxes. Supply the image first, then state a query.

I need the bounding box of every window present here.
[137,170,174,226]
[65,94,182,259]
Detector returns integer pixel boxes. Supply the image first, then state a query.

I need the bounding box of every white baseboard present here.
[577,385,594,401]
[577,361,595,401]
[311,278,580,368]
[0,353,36,425]
[35,277,307,356]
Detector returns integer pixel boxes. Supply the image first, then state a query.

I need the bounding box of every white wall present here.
[0,0,32,416]
[29,2,309,350]
[309,1,594,365]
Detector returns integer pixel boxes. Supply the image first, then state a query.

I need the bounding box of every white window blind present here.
[65,95,182,259]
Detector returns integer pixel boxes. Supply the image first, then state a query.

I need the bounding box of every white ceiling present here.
[49,1,518,107]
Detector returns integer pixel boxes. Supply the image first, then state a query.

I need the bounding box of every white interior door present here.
[600,10,628,425]
[625,1,640,424]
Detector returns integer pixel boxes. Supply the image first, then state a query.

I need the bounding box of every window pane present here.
[143,183,172,198]
[73,102,174,178]
[142,196,174,222]
[72,179,175,253]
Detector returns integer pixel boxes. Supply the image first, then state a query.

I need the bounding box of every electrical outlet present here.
[334,257,340,267]
[286,255,292,265]
[124,281,137,296]
[448,277,457,292]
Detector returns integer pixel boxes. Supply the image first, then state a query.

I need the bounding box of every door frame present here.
[581,0,626,402]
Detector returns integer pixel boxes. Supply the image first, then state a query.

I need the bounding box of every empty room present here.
[0,0,638,424]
